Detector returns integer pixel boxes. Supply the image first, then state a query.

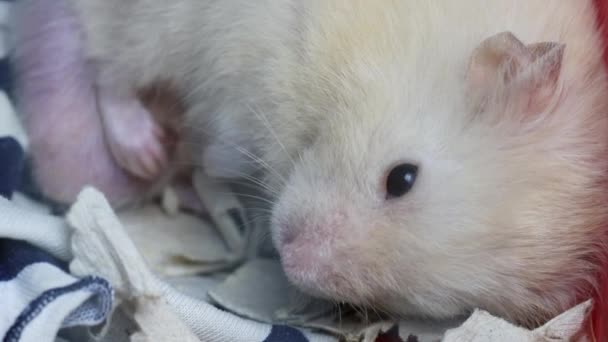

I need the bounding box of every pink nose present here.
[275,219,342,299]
[278,223,299,246]
[276,215,306,247]
[277,210,347,247]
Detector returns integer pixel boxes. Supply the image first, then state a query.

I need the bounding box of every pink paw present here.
[100,95,169,180]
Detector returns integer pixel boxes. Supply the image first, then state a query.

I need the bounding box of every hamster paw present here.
[99,93,169,180]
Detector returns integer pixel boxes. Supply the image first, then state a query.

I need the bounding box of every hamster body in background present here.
[12,0,608,336]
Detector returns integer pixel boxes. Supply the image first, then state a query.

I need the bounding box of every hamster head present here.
[269,31,608,326]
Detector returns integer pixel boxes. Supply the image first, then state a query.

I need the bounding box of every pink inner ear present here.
[510,43,565,116]
[467,32,533,93]
[467,31,565,117]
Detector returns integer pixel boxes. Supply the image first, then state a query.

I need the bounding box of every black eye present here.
[386,163,418,198]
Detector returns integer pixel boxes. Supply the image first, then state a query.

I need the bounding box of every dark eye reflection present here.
[386,163,418,198]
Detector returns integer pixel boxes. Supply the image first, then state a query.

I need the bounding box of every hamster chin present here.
[269,30,608,328]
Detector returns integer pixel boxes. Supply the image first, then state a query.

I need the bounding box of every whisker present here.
[230,172,281,196]
[351,304,366,322]
[233,144,287,186]
[211,191,276,206]
[168,153,282,196]
[247,103,296,168]
[237,214,269,229]
[177,123,287,187]
[221,173,280,197]
[252,229,275,245]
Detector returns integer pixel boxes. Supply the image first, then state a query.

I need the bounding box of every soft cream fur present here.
[67,0,608,326]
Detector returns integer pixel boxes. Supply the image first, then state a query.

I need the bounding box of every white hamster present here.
[13,0,608,329]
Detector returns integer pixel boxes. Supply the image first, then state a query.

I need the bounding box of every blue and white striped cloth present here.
[0,238,112,342]
[0,0,115,339]
[0,137,114,342]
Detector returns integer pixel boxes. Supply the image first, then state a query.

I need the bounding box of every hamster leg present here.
[13,0,147,205]
[97,85,169,180]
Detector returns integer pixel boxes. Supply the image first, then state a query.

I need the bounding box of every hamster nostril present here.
[282,231,295,245]
[280,224,299,245]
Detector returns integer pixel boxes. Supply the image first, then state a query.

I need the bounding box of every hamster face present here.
[271,98,527,320]
[269,30,608,325]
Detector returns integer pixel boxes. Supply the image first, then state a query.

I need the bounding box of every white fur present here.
[66,0,608,326]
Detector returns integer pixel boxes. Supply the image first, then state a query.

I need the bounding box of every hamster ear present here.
[468,32,533,91]
[467,31,565,116]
